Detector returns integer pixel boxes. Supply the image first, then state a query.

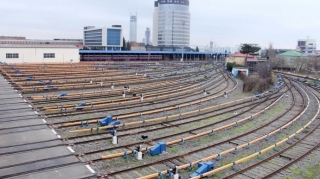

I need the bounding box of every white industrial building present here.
[297,38,317,54]
[0,44,79,63]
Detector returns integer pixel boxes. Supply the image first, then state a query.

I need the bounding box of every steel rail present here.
[96,80,303,178]
[45,70,231,120]
[188,80,315,179]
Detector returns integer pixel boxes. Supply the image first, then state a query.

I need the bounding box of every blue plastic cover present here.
[78,102,87,107]
[109,120,121,126]
[189,162,214,178]
[106,120,121,130]
[150,142,166,156]
[26,76,33,81]
[44,85,52,89]
[58,93,68,97]
[99,115,113,126]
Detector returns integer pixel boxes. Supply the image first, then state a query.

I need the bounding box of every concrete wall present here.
[0,47,79,63]
[226,56,245,66]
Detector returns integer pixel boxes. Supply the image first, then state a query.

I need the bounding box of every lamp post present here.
[181,21,185,62]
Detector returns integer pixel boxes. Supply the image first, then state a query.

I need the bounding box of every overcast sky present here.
[0,0,318,49]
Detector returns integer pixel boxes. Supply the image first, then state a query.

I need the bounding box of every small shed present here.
[232,67,249,77]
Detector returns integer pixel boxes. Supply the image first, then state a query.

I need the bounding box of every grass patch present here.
[221,151,255,166]
[211,172,223,178]
[286,163,320,179]
[304,163,320,178]
[225,102,286,136]
[291,167,303,175]
[167,147,178,154]
[234,93,250,98]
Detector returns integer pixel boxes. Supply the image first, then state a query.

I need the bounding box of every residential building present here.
[226,52,258,72]
[83,26,122,50]
[0,44,79,63]
[130,14,137,42]
[297,38,316,54]
[153,0,190,47]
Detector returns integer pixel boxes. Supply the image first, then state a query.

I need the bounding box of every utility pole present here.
[181,21,185,62]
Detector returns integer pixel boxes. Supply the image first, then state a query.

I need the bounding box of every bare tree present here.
[267,43,275,59]
[306,58,313,74]
[307,57,320,78]
[271,57,285,70]
[293,57,308,73]
[312,57,320,72]
[257,62,270,79]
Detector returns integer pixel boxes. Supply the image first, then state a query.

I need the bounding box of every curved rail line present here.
[221,80,320,179]
[91,78,304,177]
[134,79,308,179]
[39,72,219,112]
[46,70,234,122]
[52,73,233,127]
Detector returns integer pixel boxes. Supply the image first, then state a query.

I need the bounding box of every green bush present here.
[226,62,244,71]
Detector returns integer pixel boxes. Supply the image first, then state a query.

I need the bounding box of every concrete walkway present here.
[0,72,96,179]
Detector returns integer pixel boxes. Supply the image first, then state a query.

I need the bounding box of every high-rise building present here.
[130,14,137,42]
[153,0,190,47]
[210,41,214,51]
[83,26,122,50]
[297,38,316,54]
[145,27,151,45]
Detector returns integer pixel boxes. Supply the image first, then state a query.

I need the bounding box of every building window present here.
[107,29,121,46]
[44,53,55,58]
[6,53,19,58]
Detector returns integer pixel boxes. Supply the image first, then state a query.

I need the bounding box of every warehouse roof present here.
[0,44,78,48]
[230,52,254,58]
[79,50,230,55]
[278,50,305,57]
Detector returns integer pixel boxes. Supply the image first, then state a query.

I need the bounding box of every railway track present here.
[220,82,320,179]
[178,78,319,178]
[37,72,218,112]
[43,70,231,120]
[29,74,202,103]
[92,77,311,178]
[43,74,222,118]
[74,90,285,160]
[3,64,201,94]
[4,62,319,179]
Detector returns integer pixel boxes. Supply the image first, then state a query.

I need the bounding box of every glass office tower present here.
[153,0,190,47]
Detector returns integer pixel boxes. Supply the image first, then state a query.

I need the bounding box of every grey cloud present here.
[0,0,319,49]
